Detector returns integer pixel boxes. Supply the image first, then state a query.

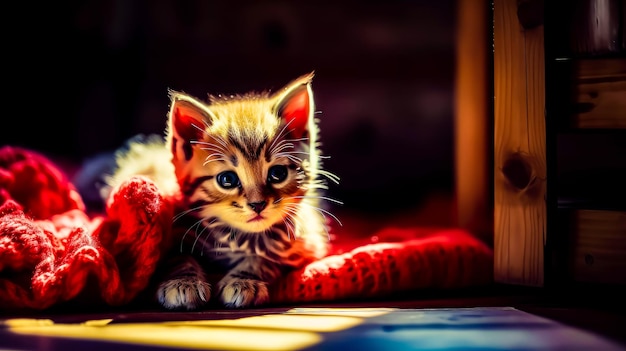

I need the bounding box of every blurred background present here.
[2,0,457,228]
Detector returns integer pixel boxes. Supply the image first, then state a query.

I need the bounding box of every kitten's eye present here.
[216,171,240,189]
[267,165,288,184]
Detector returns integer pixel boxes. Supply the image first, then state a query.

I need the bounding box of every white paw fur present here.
[157,278,211,310]
[218,278,269,308]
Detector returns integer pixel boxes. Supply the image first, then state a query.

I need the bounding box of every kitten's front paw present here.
[157,278,211,310]
[218,278,269,308]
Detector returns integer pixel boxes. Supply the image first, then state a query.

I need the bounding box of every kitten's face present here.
[167,74,315,233]
[184,131,307,233]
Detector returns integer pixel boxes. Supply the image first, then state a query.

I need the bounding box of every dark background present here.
[2,0,457,215]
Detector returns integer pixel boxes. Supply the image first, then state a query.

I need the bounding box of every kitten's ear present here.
[272,72,315,139]
[166,90,216,161]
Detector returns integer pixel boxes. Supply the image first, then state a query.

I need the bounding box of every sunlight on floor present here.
[4,308,393,351]
[4,307,625,351]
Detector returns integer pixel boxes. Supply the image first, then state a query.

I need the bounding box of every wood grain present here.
[493,0,546,286]
[569,210,626,285]
[572,58,626,129]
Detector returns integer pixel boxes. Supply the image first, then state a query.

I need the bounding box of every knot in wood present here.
[517,0,544,29]
[502,152,533,190]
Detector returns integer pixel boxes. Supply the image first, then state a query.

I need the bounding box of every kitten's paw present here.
[157,278,211,310]
[218,278,269,308]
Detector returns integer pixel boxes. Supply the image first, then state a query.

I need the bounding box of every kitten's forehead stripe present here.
[228,136,248,159]
[228,135,267,161]
[231,155,238,167]
[255,140,267,160]
[265,147,272,163]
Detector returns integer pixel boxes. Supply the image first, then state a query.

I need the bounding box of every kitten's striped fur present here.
[108,73,338,309]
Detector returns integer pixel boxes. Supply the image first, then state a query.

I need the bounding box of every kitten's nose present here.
[248,201,267,214]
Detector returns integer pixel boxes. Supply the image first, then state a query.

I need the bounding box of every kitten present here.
[107,73,339,309]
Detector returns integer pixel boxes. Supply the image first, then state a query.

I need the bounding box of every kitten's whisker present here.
[204,159,228,164]
[281,206,300,220]
[201,151,226,160]
[191,123,205,134]
[191,123,226,149]
[307,183,329,190]
[211,134,231,151]
[317,170,341,184]
[179,218,205,253]
[193,142,220,148]
[193,140,230,155]
[282,195,344,205]
[199,220,219,256]
[291,202,343,227]
[284,204,332,241]
[179,217,218,253]
[268,126,311,156]
[283,137,309,143]
[271,143,295,154]
[196,143,228,155]
[203,217,220,228]
[272,137,308,150]
[275,153,302,164]
[203,157,228,165]
[281,209,300,240]
[283,216,297,240]
[173,205,205,223]
[198,146,227,154]
[268,119,296,154]
[190,220,212,255]
[279,151,311,156]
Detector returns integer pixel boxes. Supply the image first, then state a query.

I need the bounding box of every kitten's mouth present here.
[247,215,265,222]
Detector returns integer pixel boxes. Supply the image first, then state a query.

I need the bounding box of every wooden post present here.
[454,0,492,243]
[493,0,546,286]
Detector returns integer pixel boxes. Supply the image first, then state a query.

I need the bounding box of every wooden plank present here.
[623,2,626,51]
[569,210,626,285]
[493,0,546,286]
[572,58,626,129]
[569,0,622,56]
[454,0,491,243]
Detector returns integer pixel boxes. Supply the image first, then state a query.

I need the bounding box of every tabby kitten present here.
[109,73,338,309]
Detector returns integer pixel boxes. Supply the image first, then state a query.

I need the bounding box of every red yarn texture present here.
[0,146,493,311]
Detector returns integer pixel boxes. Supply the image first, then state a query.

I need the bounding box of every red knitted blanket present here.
[0,146,493,311]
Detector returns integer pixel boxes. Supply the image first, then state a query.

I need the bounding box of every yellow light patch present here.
[165,314,362,332]
[8,322,321,351]
[5,308,395,351]
[2,319,55,327]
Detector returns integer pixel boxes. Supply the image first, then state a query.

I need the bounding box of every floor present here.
[2,285,626,351]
